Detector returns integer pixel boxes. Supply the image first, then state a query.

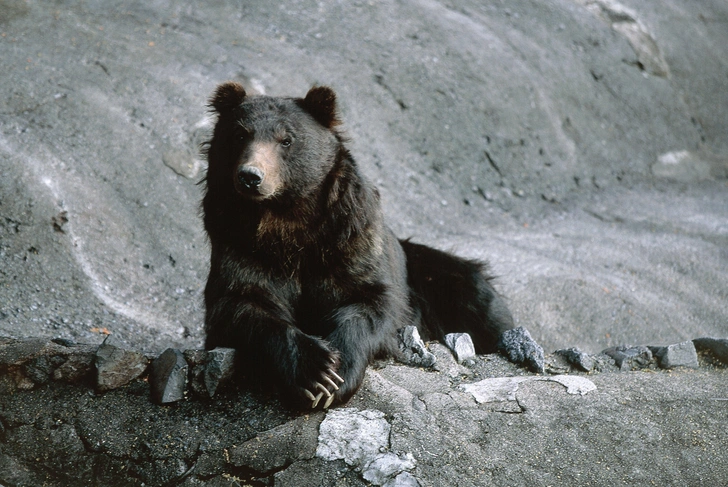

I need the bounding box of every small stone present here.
[602,346,653,371]
[555,347,595,372]
[95,343,149,392]
[497,327,545,374]
[444,333,476,363]
[150,348,188,404]
[693,337,728,365]
[204,347,236,397]
[650,341,699,369]
[397,326,436,368]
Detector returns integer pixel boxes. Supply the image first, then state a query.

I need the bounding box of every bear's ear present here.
[300,86,340,128]
[210,82,246,114]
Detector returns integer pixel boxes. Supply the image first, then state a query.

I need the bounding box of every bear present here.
[202,82,518,410]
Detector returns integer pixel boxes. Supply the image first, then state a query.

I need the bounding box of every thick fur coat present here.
[202,83,514,409]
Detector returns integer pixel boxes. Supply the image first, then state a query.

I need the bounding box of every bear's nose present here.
[237,166,264,189]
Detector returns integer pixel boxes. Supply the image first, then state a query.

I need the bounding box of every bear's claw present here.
[304,371,345,409]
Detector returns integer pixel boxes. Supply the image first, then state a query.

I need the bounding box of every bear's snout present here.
[232,142,283,199]
[237,166,264,190]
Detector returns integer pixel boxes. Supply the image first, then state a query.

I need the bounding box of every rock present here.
[383,472,422,487]
[397,326,436,368]
[316,408,418,486]
[149,348,188,404]
[95,343,149,392]
[602,345,654,371]
[204,347,236,397]
[652,150,712,183]
[555,347,595,372]
[443,333,476,363]
[430,343,472,378]
[460,375,597,404]
[693,337,728,365]
[497,327,545,374]
[363,452,416,486]
[650,341,699,369]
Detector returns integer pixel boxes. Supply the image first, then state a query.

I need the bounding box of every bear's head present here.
[207,82,342,205]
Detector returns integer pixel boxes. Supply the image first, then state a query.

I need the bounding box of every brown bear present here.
[202,82,519,410]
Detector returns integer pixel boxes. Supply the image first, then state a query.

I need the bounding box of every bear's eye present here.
[280,137,292,148]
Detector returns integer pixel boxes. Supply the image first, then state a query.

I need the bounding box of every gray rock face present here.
[444,333,476,364]
[95,343,149,392]
[149,348,188,404]
[497,327,545,373]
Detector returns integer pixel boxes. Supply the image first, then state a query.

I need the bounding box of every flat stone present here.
[497,327,545,374]
[693,337,728,364]
[444,333,476,363]
[149,348,188,404]
[95,343,149,392]
[555,347,595,372]
[204,347,236,397]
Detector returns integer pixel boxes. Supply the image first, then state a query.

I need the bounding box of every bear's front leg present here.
[322,303,393,407]
[205,295,344,409]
